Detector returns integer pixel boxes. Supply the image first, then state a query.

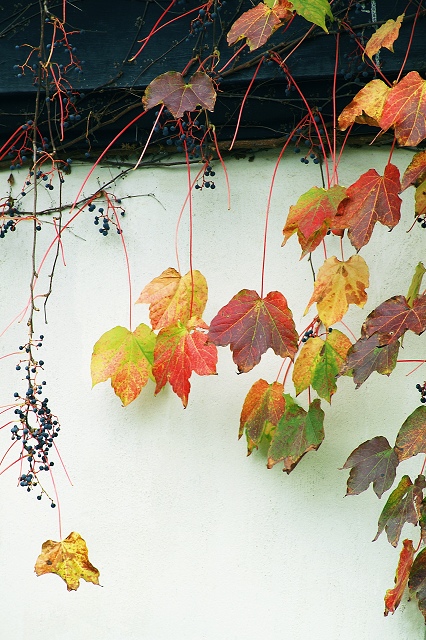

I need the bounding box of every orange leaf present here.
[34,532,100,591]
[380,71,426,147]
[227,2,292,52]
[136,268,208,330]
[335,164,402,251]
[364,14,404,60]
[305,255,369,327]
[142,71,216,119]
[415,179,426,217]
[385,539,415,616]
[338,79,390,130]
[401,150,426,191]
[153,317,217,407]
[239,379,285,454]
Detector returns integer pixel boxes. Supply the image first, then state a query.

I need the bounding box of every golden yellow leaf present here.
[34,532,100,591]
[338,79,390,131]
[364,14,404,60]
[305,255,369,327]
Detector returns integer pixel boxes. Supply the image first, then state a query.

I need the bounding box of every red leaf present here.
[227,2,292,52]
[409,546,426,621]
[142,71,216,119]
[208,290,298,373]
[239,379,285,454]
[339,333,400,388]
[153,318,217,407]
[394,406,426,462]
[342,435,398,498]
[380,71,426,147]
[362,293,426,346]
[401,150,426,191]
[385,539,415,616]
[335,164,402,250]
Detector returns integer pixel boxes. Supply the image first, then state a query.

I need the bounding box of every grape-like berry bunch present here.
[416,382,426,403]
[90,193,125,237]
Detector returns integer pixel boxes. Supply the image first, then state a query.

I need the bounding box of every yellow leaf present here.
[305,255,369,327]
[364,14,404,60]
[34,532,100,591]
[338,79,390,131]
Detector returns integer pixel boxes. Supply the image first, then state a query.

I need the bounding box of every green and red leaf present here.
[267,396,325,472]
[380,71,426,147]
[374,475,425,547]
[401,150,426,191]
[339,333,400,388]
[362,293,426,346]
[384,539,415,616]
[91,324,156,406]
[364,14,404,61]
[409,546,426,621]
[153,317,217,408]
[335,164,402,251]
[142,71,216,119]
[305,255,369,327]
[208,289,298,373]
[227,1,292,51]
[394,406,426,462]
[239,379,285,454]
[136,268,208,330]
[342,435,398,498]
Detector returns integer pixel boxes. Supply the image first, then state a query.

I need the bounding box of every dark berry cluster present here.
[286,114,324,165]
[90,196,125,237]
[416,215,426,229]
[195,164,216,190]
[301,329,315,343]
[186,2,226,40]
[416,382,426,403]
[154,111,207,159]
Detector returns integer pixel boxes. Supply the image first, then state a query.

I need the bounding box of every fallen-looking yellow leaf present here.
[35,531,100,591]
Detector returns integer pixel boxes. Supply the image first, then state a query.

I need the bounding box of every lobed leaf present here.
[385,539,415,616]
[401,150,426,191]
[136,268,208,330]
[142,71,216,119]
[239,379,285,454]
[338,79,390,131]
[91,324,156,406]
[380,71,426,147]
[227,2,292,52]
[208,289,298,373]
[342,435,398,498]
[290,0,333,32]
[34,532,100,591]
[364,14,404,60]
[305,255,369,327]
[267,396,324,472]
[374,475,425,547]
[362,293,426,346]
[409,546,426,621]
[395,406,426,462]
[340,333,399,388]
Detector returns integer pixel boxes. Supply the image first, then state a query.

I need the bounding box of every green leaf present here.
[373,475,425,547]
[267,396,325,472]
[342,435,398,498]
[395,406,426,462]
[290,0,333,32]
[91,324,156,406]
[407,262,426,308]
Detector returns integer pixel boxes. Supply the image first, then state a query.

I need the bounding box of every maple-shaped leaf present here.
[342,436,398,498]
[142,71,216,119]
[339,333,400,388]
[153,317,217,407]
[282,185,347,257]
[374,475,425,547]
[290,0,333,32]
[91,324,156,406]
[239,379,285,454]
[401,150,426,191]
[364,14,404,61]
[380,71,426,147]
[208,290,298,373]
[34,532,100,591]
[292,330,352,403]
[338,79,390,130]
[335,165,402,251]
[305,255,369,328]
[227,1,292,52]
[385,539,415,616]
[415,179,426,217]
[136,268,208,331]
[394,406,426,462]
[267,395,324,472]
[362,293,426,346]
[409,547,426,621]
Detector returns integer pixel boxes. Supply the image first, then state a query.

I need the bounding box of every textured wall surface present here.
[0,148,424,639]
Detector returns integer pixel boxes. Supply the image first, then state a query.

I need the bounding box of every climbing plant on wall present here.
[0,0,426,623]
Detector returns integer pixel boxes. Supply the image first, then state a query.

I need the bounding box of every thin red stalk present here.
[335,124,353,169]
[0,129,26,160]
[211,127,231,210]
[49,466,62,539]
[184,142,194,317]
[229,56,264,151]
[112,208,133,331]
[52,441,73,486]
[174,164,205,272]
[338,320,357,342]
[420,454,426,476]
[0,455,26,477]
[217,43,247,75]
[49,65,65,140]
[129,0,180,61]
[331,32,340,186]
[53,218,66,266]
[281,23,315,65]
[322,238,327,260]
[396,2,422,83]
[387,135,397,165]
[340,235,344,262]
[134,105,164,170]
[275,359,286,383]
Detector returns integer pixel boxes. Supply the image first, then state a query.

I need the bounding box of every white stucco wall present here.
[0,147,424,639]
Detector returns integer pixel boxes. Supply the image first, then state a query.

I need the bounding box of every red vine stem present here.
[112,207,133,332]
[331,31,340,186]
[174,164,205,273]
[229,56,264,151]
[396,2,422,83]
[184,142,194,317]
[129,0,182,62]
[211,126,231,210]
[134,105,165,170]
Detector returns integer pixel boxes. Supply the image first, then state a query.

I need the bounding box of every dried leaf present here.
[153,317,217,408]
[34,532,100,591]
[335,165,402,251]
[239,379,285,454]
[364,14,404,60]
[136,268,208,330]
[409,547,426,621]
[305,255,369,327]
[338,79,390,130]
[401,150,426,191]
[362,293,426,346]
[395,406,426,462]
[340,333,399,388]
[227,2,292,51]
[208,289,298,373]
[143,71,216,119]
[385,539,415,616]
[282,185,347,257]
[290,0,333,32]
[91,324,156,406]
[374,475,425,547]
[342,435,398,498]
[267,396,325,472]
[292,330,352,402]
[380,71,426,147]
